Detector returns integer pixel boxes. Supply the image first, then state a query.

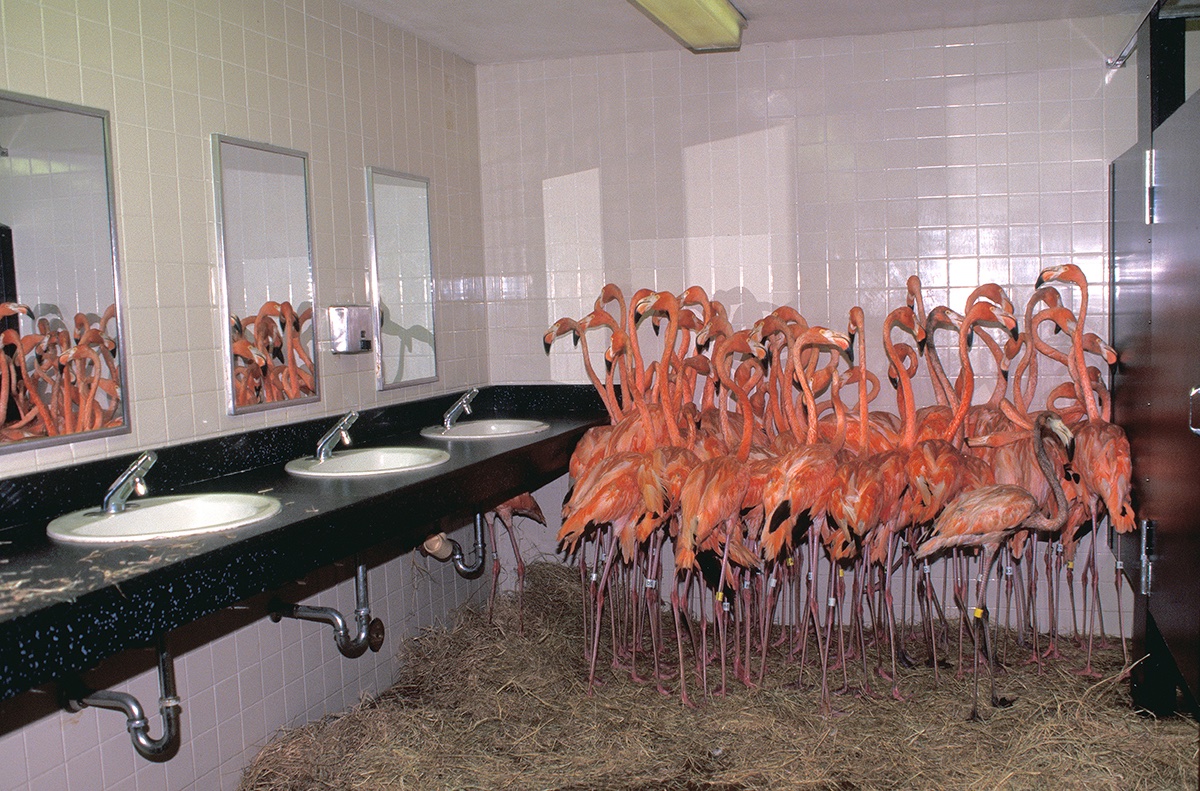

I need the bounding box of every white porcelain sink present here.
[284,446,450,478]
[420,419,549,440]
[47,493,283,545]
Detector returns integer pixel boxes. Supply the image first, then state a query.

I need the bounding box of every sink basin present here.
[421,419,550,440]
[284,446,450,478]
[47,493,283,544]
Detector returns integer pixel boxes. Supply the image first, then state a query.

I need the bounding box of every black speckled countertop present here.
[0,385,606,702]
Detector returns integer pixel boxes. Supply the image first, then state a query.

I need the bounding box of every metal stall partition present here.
[1110,2,1199,717]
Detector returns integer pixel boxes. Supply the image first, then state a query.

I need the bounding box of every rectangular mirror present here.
[213,135,318,413]
[367,167,437,389]
[0,89,129,451]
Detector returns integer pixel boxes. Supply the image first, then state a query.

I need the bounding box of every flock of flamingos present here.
[229,301,315,407]
[0,302,122,441]
[3,267,1134,718]
[533,263,1133,717]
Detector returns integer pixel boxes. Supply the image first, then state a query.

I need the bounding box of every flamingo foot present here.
[875,666,894,682]
[891,685,910,702]
[1073,665,1103,679]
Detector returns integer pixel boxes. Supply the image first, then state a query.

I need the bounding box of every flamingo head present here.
[1083,332,1118,365]
[967,282,1014,314]
[677,285,710,312]
[0,302,31,320]
[543,317,579,352]
[634,289,679,321]
[905,275,924,309]
[1035,263,1086,290]
[1038,411,1075,459]
[847,305,865,339]
[888,306,927,350]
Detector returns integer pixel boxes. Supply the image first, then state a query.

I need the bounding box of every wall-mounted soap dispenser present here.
[328,306,373,354]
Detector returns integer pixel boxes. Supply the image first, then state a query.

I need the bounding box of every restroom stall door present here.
[1137,90,1200,706]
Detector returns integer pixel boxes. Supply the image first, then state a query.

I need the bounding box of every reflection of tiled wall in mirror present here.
[220,144,312,320]
[0,109,114,320]
[373,173,436,385]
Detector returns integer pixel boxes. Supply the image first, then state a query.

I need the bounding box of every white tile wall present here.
[1,0,487,477]
[478,17,1137,401]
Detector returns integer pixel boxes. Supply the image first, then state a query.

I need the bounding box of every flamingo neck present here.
[884,319,918,450]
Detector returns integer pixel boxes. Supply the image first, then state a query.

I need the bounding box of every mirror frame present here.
[212,134,320,414]
[366,167,438,391]
[0,88,131,454]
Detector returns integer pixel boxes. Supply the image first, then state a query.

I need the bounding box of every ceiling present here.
[341,0,1149,65]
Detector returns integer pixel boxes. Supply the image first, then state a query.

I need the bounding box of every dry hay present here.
[241,562,1197,791]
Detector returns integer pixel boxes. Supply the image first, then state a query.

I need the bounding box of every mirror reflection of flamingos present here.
[230,299,315,408]
[1,301,122,442]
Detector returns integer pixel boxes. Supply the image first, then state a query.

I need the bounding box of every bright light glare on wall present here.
[628,0,746,53]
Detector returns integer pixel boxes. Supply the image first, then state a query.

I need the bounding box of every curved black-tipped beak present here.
[1035,274,1047,288]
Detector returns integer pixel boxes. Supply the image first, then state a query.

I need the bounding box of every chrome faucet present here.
[102,451,158,514]
[442,388,478,430]
[316,411,359,461]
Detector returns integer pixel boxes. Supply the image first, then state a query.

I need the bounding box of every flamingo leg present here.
[1114,533,1130,666]
[485,514,501,623]
[586,532,618,695]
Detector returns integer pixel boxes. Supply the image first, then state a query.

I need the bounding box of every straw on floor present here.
[240,561,1197,791]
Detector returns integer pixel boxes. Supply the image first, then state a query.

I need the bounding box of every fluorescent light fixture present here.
[629,0,746,53]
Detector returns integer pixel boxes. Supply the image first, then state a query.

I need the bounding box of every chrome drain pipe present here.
[65,634,181,762]
[421,513,487,579]
[270,557,385,659]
